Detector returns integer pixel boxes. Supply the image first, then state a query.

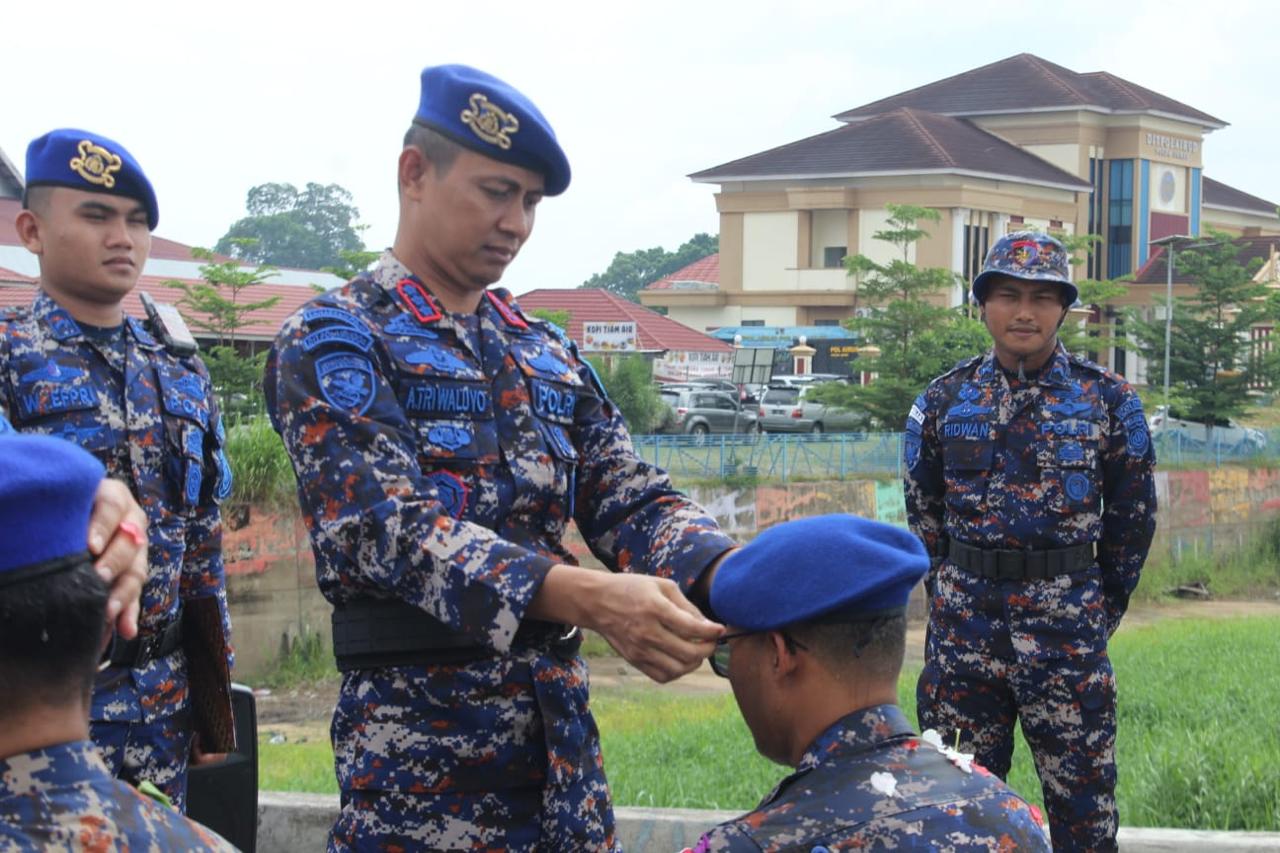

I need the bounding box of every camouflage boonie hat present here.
[972,231,1076,305]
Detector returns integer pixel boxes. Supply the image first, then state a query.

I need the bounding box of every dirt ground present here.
[254,597,1280,738]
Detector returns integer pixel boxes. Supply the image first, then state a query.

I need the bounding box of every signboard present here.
[731,347,776,386]
[652,350,733,381]
[582,321,637,352]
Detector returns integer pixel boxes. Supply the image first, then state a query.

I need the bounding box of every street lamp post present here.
[1150,234,1196,411]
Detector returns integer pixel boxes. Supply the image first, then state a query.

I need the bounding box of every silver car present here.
[656,388,760,439]
[757,383,860,434]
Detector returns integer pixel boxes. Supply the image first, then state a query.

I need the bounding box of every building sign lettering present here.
[1145,133,1199,163]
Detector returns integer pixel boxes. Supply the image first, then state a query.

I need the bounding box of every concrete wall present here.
[255,793,1280,853]
[225,467,1280,680]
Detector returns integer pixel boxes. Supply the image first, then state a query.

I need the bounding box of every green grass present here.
[224,415,296,507]
[256,630,339,690]
[259,616,1280,829]
[1136,516,1280,601]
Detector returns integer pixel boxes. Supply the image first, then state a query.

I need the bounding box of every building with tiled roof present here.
[515,288,734,382]
[641,52,1280,387]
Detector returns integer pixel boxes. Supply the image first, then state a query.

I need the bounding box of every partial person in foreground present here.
[905,231,1157,851]
[0,433,236,851]
[688,514,1051,852]
[1,128,235,810]
[266,64,736,850]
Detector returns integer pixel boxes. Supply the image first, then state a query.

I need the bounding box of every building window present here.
[822,246,847,268]
[1009,215,1025,226]
[741,320,765,327]
[1108,159,1134,279]
[1088,157,1104,279]
[813,318,841,326]
[963,223,990,299]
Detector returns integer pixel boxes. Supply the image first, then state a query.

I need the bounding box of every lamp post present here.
[1149,234,1196,411]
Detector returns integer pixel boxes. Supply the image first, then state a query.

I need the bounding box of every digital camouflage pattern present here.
[266,250,735,851]
[905,343,1156,852]
[688,704,1051,852]
[0,739,235,851]
[0,291,233,810]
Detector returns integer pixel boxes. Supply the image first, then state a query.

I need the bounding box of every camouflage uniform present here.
[0,291,234,811]
[689,704,1051,852]
[0,739,236,851]
[265,250,735,851]
[905,343,1156,851]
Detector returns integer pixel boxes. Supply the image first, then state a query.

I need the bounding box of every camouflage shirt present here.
[904,344,1156,634]
[689,704,1051,852]
[265,250,735,796]
[0,739,236,851]
[0,291,233,724]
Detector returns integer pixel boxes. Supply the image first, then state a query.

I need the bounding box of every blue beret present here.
[24,128,158,230]
[0,434,105,586]
[711,515,929,631]
[414,64,571,196]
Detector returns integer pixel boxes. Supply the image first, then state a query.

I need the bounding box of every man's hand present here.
[88,479,148,639]
[528,566,724,683]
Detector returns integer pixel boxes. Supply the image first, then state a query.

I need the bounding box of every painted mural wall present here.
[223,468,1280,678]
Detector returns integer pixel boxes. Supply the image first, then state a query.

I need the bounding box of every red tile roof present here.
[0,276,316,341]
[1202,177,1279,216]
[515,288,731,353]
[0,267,33,283]
[692,108,1089,190]
[1132,236,1280,284]
[0,198,232,262]
[833,53,1225,129]
[643,254,720,290]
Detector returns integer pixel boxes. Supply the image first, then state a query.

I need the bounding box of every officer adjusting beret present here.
[0,434,105,586]
[414,64,571,196]
[711,514,929,631]
[24,128,159,230]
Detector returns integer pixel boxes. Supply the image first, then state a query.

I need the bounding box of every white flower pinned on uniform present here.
[921,728,975,774]
[869,771,898,798]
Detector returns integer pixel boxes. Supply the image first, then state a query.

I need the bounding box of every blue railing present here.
[631,429,1279,482]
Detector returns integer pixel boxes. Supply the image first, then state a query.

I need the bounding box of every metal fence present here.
[631,430,1278,482]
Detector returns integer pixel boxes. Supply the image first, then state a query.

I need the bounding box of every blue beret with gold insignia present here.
[0,434,105,586]
[414,64,571,196]
[24,128,159,230]
[711,514,928,631]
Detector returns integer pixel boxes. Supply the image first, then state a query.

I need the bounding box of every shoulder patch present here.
[315,352,376,416]
[302,326,373,353]
[303,306,362,327]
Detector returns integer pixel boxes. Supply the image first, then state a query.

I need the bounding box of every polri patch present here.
[531,379,576,424]
[302,326,373,352]
[402,381,492,419]
[315,352,376,416]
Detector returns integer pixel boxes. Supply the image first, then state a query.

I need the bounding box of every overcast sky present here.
[4,0,1274,294]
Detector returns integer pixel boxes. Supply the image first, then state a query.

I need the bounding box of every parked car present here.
[660,378,759,405]
[656,387,759,439]
[1148,407,1266,452]
[757,383,861,433]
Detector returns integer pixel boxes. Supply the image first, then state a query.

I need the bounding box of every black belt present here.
[105,620,183,668]
[332,598,581,672]
[947,540,1095,581]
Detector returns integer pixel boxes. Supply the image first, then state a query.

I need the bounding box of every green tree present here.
[529,308,572,332]
[582,233,718,303]
[586,354,666,433]
[1049,231,1129,357]
[322,248,380,282]
[216,182,366,270]
[810,204,968,429]
[1127,232,1279,428]
[165,244,280,418]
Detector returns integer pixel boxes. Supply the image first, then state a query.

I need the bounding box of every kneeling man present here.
[690,514,1052,851]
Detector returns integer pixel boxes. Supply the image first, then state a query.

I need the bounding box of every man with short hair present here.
[905,232,1157,851]
[689,514,1051,851]
[1,128,234,810]
[0,433,235,851]
[266,65,736,850]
